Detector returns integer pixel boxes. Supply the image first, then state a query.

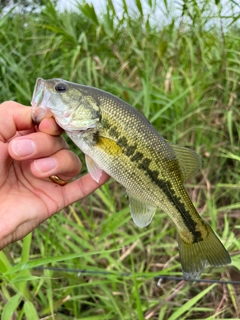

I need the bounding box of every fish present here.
[31,78,231,279]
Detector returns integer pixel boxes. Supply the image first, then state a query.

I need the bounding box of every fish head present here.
[31,78,101,131]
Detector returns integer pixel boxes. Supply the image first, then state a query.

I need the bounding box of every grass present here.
[0,0,240,318]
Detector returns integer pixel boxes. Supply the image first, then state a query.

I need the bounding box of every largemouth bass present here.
[31,78,231,279]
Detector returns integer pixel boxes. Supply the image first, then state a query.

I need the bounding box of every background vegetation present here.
[0,0,240,318]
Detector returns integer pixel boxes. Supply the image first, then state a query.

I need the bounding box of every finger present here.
[31,149,82,180]
[38,117,64,136]
[0,102,33,142]
[62,171,110,205]
[8,132,69,161]
[0,142,12,180]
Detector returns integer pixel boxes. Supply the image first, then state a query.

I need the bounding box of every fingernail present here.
[12,139,36,157]
[34,157,57,173]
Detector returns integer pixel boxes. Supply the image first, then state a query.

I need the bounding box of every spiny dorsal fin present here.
[127,191,157,228]
[170,144,202,181]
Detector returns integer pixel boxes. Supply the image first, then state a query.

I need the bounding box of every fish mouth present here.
[31,78,53,123]
[31,78,99,131]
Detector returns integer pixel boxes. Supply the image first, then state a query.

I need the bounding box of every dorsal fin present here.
[170,144,202,181]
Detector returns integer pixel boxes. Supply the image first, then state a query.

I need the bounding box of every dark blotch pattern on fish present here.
[104,125,203,243]
[125,145,137,156]
[117,136,128,148]
[101,118,111,130]
[131,151,144,162]
[93,131,99,143]
[136,154,203,242]
[109,126,120,139]
[138,158,151,170]
[163,181,203,243]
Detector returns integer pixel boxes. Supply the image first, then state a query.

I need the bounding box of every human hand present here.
[0,101,109,249]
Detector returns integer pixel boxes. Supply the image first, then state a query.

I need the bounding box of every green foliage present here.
[0,0,240,318]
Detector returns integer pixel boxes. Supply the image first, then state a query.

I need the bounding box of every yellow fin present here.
[178,224,231,280]
[170,144,202,181]
[127,191,157,228]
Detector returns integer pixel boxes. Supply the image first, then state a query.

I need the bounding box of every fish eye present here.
[55,83,67,93]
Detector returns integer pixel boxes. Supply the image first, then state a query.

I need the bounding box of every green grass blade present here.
[168,284,216,320]
[23,301,39,320]
[2,292,22,320]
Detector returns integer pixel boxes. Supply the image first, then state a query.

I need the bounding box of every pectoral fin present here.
[85,155,103,183]
[170,144,202,181]
[127,191,157,228]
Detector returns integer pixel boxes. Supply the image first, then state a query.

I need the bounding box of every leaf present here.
[135,0,143,16]
[0,8,15,28]
[10,276,42,284]
[4,249,117,275]
[2,293,22,320]
[168,284,216,320]
[81,2,99,25]
[24,301,39,320]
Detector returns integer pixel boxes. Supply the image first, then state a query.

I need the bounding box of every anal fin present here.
[127,191,157,228]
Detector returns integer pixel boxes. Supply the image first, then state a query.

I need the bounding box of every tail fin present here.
[178,224,231,280]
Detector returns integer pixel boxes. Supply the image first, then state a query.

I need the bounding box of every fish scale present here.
[31,78,231,279]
